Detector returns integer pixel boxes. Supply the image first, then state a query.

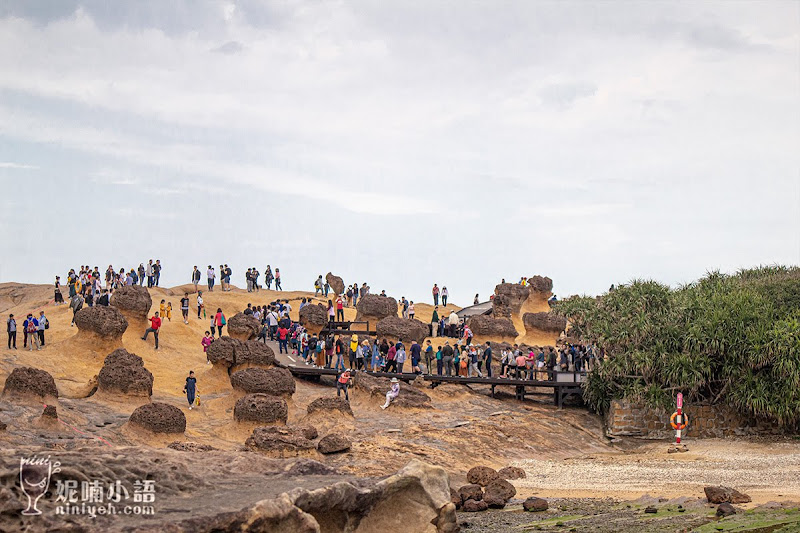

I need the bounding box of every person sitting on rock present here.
[336,369,352,401]
[381,377,400,410]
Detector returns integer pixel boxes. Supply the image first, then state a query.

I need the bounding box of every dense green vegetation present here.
[554,266,800,428]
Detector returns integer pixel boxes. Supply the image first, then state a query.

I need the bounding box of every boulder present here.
[74,305,128,339]
[297,425,319,440]
[170,494,319,533]
[492,283,531,317]
[234,393,288,424]
[227,313,262,341]
[355,294,399,322]
[462,499,488,512]
[466,315,518,339]
[376,316,429,344]
[450,488,462,510]
[230,368,296,397]
[167,442,216,452]
[458,484,483,503]
[484,479,516,502]
[284,460,338,476]
[97,348,154,397]
[42,404,58,419]
[716,503,737,517]
[467,465,500,486]
[326,272,345,296]
[291,459,457,533]
[523,497,548,512]
[206,336,238,368]
[704,486,752,504]
[3,367,59,399]
[497,466,526,480]
[245,426,316,457]
[207,338,275,370]
[110,285,152,321]
[128,402,186,434]
[527,275,553,294]
[523,312,567,333]
[354,372,431,409]
[233,341,276,369]
[306,397,354,417]
[317,432,351,454]
[299,304,328,334]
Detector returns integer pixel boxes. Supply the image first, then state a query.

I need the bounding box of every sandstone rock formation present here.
[41,404,58,419]
[326,272,345,296]
[497,466,526,480]
[306,397,353,417]
[284,459,337,476]
[74,305,128,339]
[128,402,187,434]
[297,425,319,440]
[227,313,261,341]
[245,426,316,457]
[317,432,351,454]
[467,465,500,486]
[466,315,518,339]
[110,284,152,321]
[291,459,457,533]
[3,367,59,400]
[355,294,398,323]
[704,486,752,504]
[523,497,549,512]
[354,372,431,409]
[492,283,531,318]
[527,275,553,293]
[207,337,275,370]
[230,368,296,397]
[167,442,216,452]
[483,478,516,504]
[299,303,328,334]
[523,312,567,333]
[234,394,288,424]
[97,348,154,397]
[376,316,428,344]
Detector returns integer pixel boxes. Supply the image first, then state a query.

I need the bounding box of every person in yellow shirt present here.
[160,299,167,320]
[349,334,359,368]
[166,302,173,322]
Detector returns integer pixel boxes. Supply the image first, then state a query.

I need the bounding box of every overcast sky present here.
[0,1,798,303]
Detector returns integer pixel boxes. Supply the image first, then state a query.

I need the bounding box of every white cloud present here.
[0,161,38,169]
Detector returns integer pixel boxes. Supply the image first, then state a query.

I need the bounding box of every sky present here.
[0,1,798,304]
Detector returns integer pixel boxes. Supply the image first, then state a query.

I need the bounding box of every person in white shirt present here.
[207,266,216,291]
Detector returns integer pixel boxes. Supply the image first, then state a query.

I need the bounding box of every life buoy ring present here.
[670,412,688,430]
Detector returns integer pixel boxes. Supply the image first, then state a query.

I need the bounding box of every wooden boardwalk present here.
[286,364,586,408]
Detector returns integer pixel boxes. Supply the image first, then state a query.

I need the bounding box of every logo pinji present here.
[19,455,61,515]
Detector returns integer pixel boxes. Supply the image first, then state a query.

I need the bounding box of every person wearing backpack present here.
[214,308,227,336]
[6,314,16,349]
[314,276,323,296]
[23,313,40,351]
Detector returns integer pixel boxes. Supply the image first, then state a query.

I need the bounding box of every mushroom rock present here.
[376,316,428,344]
[227,313,261,341]
[74,306,128,340]
[325,273,345,296]
[110,285,153,322]
[355,294,399,323]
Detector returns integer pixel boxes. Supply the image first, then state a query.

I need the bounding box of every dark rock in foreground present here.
[128,402,186,434]
[3,367,59,399]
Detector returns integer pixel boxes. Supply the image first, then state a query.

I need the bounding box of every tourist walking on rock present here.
[349,334,358,368]
[7,314,17,349]
[180,293,190,324]
[474,294,480,305]
[336,368,351,401]
[141,312,162,350]
[274,268,282,290]
[146,260,154,288]
[432,284,439,306]
[408,301,415,320]
[24,314,40,351]
[448,310,459,338]
[410,340,422,374]
[37,311,48,348]
[138,263,146,286]
[424,340,434,374]
[324,279,330,297]
[264,265,273,290]
[431,306,439,338]
[154,260,162,287]
[442,286,449,306]
[277,324,289,354]
[381,378,400,409]
[207,266,215,291]
[183,371,197,410]
[334,335,345,371]
[70,293,84,327]
[396,343,407,373]
[371,340,382,371]
[192,266,201,292]
[214,308,226,337]
[197,291,204,319]
[202,331,212,359]
[484,342,493,378]
[385,342,397,373]
[54,276,64,305]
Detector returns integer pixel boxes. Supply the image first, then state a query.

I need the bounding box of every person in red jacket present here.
[277,325,289,354]
[141,312,162,349]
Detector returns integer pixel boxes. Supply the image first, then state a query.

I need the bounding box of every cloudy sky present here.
[0,1,798,303]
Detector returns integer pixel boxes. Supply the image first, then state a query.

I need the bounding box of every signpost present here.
[670,392,688,444]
